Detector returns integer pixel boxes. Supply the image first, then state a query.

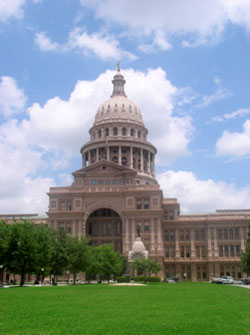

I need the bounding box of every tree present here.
[50,228,69,283]
[241,222,250,276]
[33,224,53,282]
[85,244,123,281]
[0,221,10,283]
[132,258,161,277]
[66,236,89,284]
[7,220,38,286]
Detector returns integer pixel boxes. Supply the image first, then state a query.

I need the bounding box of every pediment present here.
[72,160,136,177]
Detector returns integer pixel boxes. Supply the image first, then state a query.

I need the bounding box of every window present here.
[136,199,142,209]
[105,179,110,185]
[218,229,222,240]
[180,230,184,241]
[138,130,141,138]
[98,129,101,137]
[229,228,233,240]
[122,127,127,136]
[122,157,127,166]
[181,246,185,258]
[66,200,72,211]
[234,228,240,240]
[196,246,200,257]
[230,245,235,257]
[105,128,109,136]
[130,128,134,136]
[223,229,228,240]
[170,230,175,241]
[143,199,149,209]
[113,179,117,185]
[165,248,169,258]
[195,230,199,241]
[164,230,169,241]
[98,180,103,185]
[113,127,118,136]
[91,180,96,185]
[219,245,223,257]
[144,225,150,232]
[236,245,240,257]
[185,230,190,241]
[119,179,124,184]
[224,245,229,257]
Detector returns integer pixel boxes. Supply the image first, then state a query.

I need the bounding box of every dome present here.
[94,95,144,127]
[131,237,146,253]
[93,64,144,127]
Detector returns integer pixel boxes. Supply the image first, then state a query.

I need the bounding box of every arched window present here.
[92,132,96,139]
[138,130,141,138]
[112,156,118,163]
[122,157,127,166]
[98,129,102,138]
[122,127,127,136]
[105,128,109,136]
[130,128,134,137]
[113,127,118,136]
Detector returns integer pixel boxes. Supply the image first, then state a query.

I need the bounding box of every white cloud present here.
[212,108,250,123]
[0,76,27,118]
[197,77,230,108]
[0,0,25,22]
[216,120,250,158]
[34,32,60,51]
[80,0,250,47]
[158,170,250,213]
[34,28,137,60]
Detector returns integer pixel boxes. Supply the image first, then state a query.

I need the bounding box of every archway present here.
[86,208,123,253]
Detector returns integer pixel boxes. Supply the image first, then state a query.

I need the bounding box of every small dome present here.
[131,237,146,253]
[94,95,144,127]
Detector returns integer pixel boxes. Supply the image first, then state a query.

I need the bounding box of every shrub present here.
[116,276,127,283]
[130,276,161,283]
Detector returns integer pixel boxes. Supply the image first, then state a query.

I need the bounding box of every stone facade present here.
[47,67,250,281]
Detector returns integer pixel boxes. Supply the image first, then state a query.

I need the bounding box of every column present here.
[208,227,212,259]
[191,263,197,282]
[131,219,136,244]
[140,148,144,171]
[214,227,218,258]
[147,151,150,173]
[130,147,133,169]
[82,153,86,167]
[107,147,110,161]
[96,148,99,162]
[240,226,245,251]
[191,228,195,259]
[150,220,155,252]
[118,146,121,165]
[157,219,163,251]
[175,229,180,259]
[125,218,129,252]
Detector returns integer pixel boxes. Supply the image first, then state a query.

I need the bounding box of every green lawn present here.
[0,283,249,335]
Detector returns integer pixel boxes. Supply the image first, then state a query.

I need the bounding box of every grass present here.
[0,283,249,335]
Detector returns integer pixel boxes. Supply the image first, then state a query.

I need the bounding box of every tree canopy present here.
[241,222,250,276]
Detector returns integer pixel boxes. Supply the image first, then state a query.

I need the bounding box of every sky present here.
[0,0,250,215]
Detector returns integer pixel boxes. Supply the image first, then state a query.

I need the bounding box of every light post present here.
[0,265,4,287]
[41,268,44,284]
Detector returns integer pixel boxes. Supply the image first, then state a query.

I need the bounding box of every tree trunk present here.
[73,273,76,285]
[20,271,25,287]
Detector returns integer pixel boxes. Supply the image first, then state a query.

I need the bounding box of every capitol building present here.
[43,66,248,281]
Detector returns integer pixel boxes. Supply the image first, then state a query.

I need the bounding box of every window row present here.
[92,127,145,139]
[218,245,240,257]
[91,178,124,185]
[217,228,240,240]
[136,198,150,209]
[88,222,122,236]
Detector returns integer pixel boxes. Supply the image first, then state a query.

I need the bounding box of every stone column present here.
[125,218,129,252]
[191,263,197,282]
[107,147,110,161]
[118,146,122,165]
[147,151,150,173]
[130,147,133,169]
[96,148,99,162]
[240,226,245,251]
[150,220,155,252]
[208,263,214,282]
[131,219,136,244]
[175,229,180,259]
[214,228,218,258]
[140,148,144,171]
[82,153,86,167]
[208,227,212,259]
[191,228,195,259]
[157,219,163,251]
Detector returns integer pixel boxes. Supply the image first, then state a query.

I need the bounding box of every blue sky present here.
[0,0,250,214]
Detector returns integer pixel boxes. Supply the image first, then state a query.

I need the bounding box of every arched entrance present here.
[86,208,123,253]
